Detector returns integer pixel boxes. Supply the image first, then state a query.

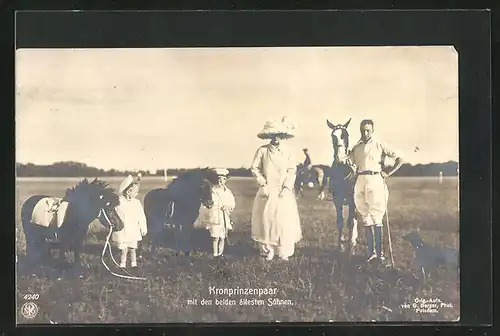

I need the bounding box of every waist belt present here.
[358,171,380,175]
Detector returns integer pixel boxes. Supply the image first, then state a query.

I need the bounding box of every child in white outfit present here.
[112,175,148,268]
[205,168,235,258]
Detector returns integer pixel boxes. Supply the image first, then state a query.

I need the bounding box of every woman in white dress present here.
[250,117,302,261]
[112,174,148,268]
[204,168,235,258]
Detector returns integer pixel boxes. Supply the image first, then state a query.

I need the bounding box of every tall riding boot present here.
[374,226,384,260]
[365,226,376,262]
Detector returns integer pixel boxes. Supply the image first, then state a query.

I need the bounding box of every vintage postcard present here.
[16,46,459,323]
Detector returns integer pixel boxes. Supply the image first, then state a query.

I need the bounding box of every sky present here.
[15,46,458,172]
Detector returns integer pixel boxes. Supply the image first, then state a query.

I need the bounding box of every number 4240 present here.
[23,293,39,300]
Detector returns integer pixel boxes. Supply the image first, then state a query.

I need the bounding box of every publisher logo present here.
[21,302,38,319]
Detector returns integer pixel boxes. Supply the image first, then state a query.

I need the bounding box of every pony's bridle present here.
[98,208,114,228]
[200,179,214,207]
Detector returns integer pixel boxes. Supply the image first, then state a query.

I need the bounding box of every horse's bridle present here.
[330,125,350,161]
[329,126,356,181]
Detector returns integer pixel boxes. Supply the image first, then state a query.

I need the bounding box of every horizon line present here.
[15,159,459,171]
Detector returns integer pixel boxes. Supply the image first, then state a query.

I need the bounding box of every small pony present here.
[21,178,124,275]
[143,168,217,257]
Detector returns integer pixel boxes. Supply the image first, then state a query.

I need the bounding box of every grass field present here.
[15,176,460,323]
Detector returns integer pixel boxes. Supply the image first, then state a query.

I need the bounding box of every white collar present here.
[120,195,134,202]
[359,136,377,145]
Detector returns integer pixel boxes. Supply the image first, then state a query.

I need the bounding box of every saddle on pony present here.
[31,197,69,228]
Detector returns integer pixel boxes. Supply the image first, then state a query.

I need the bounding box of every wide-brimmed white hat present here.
[257,116,296,140]
[119,175,137,194]
[212,168,229,176]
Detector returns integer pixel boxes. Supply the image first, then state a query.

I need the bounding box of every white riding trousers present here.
[354,174,389,226]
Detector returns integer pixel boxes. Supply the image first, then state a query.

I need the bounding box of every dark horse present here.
[295,163,331,199]
[21,178,124,275]
[143,168,217,257]
[324,118,359,252]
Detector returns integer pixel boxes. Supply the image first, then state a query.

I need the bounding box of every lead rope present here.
[99,209,147,280]
[213,188,232,244]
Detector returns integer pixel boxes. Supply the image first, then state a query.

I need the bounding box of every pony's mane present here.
[168,168,207,188]
[65,178,116,199]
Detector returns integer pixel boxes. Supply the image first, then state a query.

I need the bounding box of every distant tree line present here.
[16,161,458,177]
[391,161,458,177]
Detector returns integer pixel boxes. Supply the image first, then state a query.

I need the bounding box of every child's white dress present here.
[112,196,148,249]
[205,185,235,238]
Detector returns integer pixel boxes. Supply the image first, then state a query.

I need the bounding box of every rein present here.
[98,208,147,281]
[213,188,232,244]
[331,154,355,181]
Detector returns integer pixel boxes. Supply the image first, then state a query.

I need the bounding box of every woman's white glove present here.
[279,186,292,198]
[259,184,269,198]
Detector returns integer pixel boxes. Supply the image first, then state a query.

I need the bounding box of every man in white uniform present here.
[349,119,404,262]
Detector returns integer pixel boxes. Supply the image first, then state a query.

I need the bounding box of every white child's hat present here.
[119,175,135,194]
[212,168,229,176]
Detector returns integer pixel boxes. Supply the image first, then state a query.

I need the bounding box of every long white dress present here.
[112,196,148,249]
[250,143,302,258]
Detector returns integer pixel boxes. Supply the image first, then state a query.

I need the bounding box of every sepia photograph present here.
[15,46,459,323]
